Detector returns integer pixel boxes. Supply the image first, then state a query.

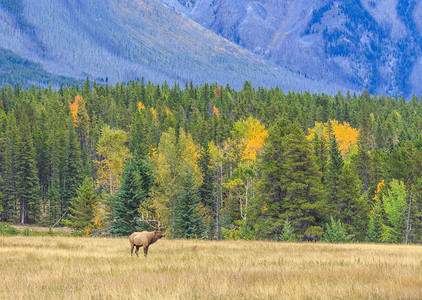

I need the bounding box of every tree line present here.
[1,79,422,243]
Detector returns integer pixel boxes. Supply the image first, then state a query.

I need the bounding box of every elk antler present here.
[140,213,165,231]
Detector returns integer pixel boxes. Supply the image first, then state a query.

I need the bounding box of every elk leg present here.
[144,246,149,257]
[131,243,134,256]
[135,245,140,257]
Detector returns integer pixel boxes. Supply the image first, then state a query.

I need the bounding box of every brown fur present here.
[129,230,165,257]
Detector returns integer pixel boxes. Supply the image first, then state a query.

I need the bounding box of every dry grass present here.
[1,237,422,299]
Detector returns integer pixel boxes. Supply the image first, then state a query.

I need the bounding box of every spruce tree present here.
[15,106,40,224]
[63,177,98,232]
[62,117,82,213]
[1,114,16,221]
[110,158,153,236]
[173,169,205,239]
[325,135,344,218]
[338,164,369,240]
[255,120,326,239]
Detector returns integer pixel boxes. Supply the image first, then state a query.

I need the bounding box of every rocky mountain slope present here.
[164,0,422,97]
[0,0,345,93]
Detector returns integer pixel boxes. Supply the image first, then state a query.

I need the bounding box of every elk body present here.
[129,217,165,257]
[129,229,165,257]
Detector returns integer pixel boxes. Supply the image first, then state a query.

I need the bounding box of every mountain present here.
[164,0,422,97]
[0,0,345,93]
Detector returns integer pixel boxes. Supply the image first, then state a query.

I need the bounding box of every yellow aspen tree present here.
[95,125,130,197]
[308,120,359,159]
[150,127,203,232]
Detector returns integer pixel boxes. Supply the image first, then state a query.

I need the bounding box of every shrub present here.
[0,223,20,236]
[280,219,297,242]
[222,220,255,240]
[321,217,354,243]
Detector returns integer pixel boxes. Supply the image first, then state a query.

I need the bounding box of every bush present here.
[22,228,31,236]
[321,217,354,243]
[0,223,20,236]
[280,219,297,242]
[222,220,255,240]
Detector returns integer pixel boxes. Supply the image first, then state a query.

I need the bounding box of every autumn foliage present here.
[69,95,89,126]
[308,120,359,158]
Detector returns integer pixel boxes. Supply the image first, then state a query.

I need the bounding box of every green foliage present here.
[321,217,354,243]
[63,177,98,233]
[110,158,153,236]
[325,134,344,217]
[381,180,407,243]
[173,169,205,239]
[0,222,19,236]
[366,189,384,243]
[280,219,297,242]
[14,102,40,224]
[222,219,255,240]
[62,117,83,212]
[255,120,326,239]
[1,79,422,244]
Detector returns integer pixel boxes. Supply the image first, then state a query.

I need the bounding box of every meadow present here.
[1,236,422,299]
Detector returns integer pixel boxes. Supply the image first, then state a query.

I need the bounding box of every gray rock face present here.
[165,0,422,97]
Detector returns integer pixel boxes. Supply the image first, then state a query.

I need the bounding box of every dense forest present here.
[1,79,422,243]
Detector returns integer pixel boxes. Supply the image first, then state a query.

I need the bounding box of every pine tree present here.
[337,164,369,240]
[173,169,205,239]
[15,104,40,224]
[1,114,16,221]
[255,120,326,239]
[198,145,215,238]
[325,135,344,218]
[366,181,385,243]
[63,177,98,233]
[321,217,354,243]
[62,117,83,213]
[129,108,151,157]
[280,219,297,242]
[312,133,328,183]
[110,158,153,236]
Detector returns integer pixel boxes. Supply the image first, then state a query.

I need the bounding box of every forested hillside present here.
[1,80,422,243]
[166,0,422,97]
[0,0,341,93]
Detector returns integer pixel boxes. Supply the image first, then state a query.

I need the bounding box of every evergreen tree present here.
[173,169,205,239]
[62,117,83,213]
[325,135,344,218]
[321,217,354,243]
[63,177,98,233]
[312,133,328,183]
[1,114,16,221]
[280,219,297,242]
[366,181,385,243]
[352,104,373,192]
[338,164,369,240]
[129,109,151,157]
[409,178,422,243]
[198,145,215,238]
[15,105,40,224]
[381,179,407,243]
[110,158,154,236]
[255,120,326,239]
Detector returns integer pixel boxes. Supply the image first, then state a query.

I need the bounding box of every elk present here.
[129,216,165,257]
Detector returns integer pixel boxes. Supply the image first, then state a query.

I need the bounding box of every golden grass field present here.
[1,236,422,299]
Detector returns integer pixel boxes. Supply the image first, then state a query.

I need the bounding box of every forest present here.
[1,78,422,243]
